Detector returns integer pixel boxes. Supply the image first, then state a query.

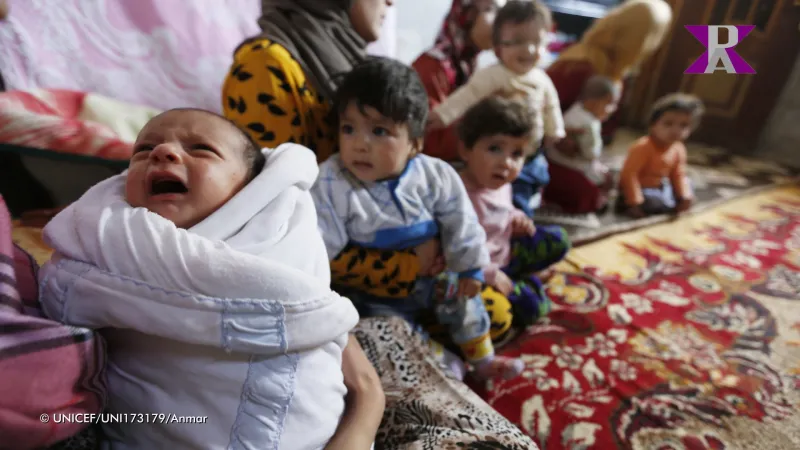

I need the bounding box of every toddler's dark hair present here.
[492,0,553,45]
[165,108,266,181]
[332,56,428,139]
[458,96,536,149]
[581,75,620,101]
[648,93,705,130]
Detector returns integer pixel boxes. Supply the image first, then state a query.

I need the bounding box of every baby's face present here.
[494,19,549,75]
[338,102,416,182]
[460,133,532,190]
[650,111,693,147]
[125,110,248,229]
[584,94,619,122]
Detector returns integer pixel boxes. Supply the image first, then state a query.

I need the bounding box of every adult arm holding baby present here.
[326,335,385,450]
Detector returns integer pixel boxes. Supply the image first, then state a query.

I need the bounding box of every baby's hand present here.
[491,271,515,297]
[457,278,482,299]
[426,112,445,131]
[512,215,536,237]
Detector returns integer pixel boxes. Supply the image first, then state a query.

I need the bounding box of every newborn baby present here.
[39,109,359,449]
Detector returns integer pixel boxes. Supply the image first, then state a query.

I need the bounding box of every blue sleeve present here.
[309,160,351,260]
[427,158,491,274]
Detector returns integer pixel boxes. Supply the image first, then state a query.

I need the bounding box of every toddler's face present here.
[338,102,417,182]
[494,19,549,75]
[650,111,693,147]
[584,94,619,122]
[461,133,532,190]
[125,110,249,229]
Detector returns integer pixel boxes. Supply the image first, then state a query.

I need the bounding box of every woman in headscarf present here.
[223,0,390,162]
[542,0,673,214]
[411,0,497,162]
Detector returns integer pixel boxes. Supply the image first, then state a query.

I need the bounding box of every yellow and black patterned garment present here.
[223,38,336,161]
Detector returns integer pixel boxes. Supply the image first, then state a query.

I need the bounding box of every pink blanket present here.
[0,1,395,113]
[0,194,106,449]
[0,89,138,159]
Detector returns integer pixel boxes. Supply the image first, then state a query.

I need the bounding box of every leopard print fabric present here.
[354,316,537,450]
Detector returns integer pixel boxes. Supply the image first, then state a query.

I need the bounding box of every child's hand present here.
[676,197,693,213]
[512,215,536,237]
[627,205,645,218]
[458,278,482,299]
[491,271,515,297]
[414,238,445,277]
[426,112,445,131]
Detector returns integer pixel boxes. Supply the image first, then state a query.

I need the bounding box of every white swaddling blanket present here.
[39,143,359,449]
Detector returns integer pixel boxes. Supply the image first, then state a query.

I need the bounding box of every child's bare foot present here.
[474,356,524,380]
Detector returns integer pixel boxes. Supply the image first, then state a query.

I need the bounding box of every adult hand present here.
[511,215,536,238]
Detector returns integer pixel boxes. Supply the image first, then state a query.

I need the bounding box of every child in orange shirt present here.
[617,93,704,218]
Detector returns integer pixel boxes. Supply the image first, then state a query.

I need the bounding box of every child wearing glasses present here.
[427,0,564,153]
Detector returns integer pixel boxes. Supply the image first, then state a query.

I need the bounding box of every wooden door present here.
[622,0,800,154]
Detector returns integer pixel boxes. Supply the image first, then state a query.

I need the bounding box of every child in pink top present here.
[458,97,570,325]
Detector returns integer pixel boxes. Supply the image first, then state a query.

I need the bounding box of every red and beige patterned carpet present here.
[488,185,800,449]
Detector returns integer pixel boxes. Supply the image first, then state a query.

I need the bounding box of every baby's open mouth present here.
[149,174,188,196]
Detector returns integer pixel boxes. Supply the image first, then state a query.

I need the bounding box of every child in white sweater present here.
[546,75,620,186]
[428,0,565,150]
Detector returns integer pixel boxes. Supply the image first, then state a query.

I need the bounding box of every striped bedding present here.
[0,194,106,449]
